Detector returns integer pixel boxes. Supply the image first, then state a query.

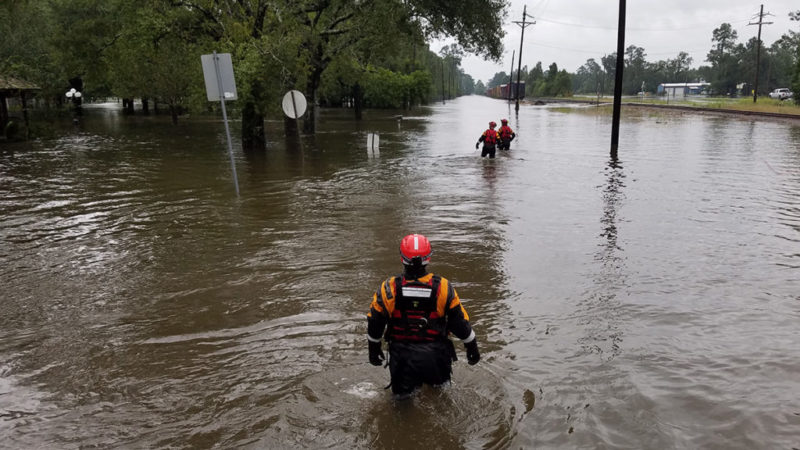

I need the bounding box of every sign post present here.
[201,51,240,196]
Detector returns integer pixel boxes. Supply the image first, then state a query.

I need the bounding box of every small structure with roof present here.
[1,74,40,140]
[657,82,710,98]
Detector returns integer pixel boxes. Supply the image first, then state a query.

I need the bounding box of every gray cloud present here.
[438,0,799,84]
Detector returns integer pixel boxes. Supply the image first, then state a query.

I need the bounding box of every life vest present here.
[499,126,513,140]
[386,275,448,342]
[483,129,498,145]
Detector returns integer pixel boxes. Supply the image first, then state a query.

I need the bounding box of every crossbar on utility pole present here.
[513,5,535,112]
[749,4,773,103]
[610,0,626,159]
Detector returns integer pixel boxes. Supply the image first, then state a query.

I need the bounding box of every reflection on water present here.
[2,98,800,448]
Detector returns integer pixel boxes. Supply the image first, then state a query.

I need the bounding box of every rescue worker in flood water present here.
[498,118,516,151]
[476,121,500,158]
[367,234,481,397]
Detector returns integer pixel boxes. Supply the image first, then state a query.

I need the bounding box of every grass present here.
[571,94,800,116]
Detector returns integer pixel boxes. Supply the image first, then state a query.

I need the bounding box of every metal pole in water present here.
[213,51,240,197]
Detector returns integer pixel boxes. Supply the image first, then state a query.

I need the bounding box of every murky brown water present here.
[2,96,799,449]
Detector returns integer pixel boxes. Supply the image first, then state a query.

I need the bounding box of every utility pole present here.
[513,5,535,112]
[441,60,445,104]
[507,50,515,102]
[749,4,773,103]
[610,0,626,159]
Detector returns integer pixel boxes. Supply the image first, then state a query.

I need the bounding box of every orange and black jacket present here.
[367,273,475,345]
[478,129,500,147]
[499,125,515,141]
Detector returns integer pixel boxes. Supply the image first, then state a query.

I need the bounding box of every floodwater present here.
[1,96,799,449]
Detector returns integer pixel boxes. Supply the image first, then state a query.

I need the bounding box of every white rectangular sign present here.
[201,53,238,101]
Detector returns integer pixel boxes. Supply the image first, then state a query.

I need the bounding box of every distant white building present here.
[657,82,710,98]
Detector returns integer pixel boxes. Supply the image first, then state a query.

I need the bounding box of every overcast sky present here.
[434,0,800,84]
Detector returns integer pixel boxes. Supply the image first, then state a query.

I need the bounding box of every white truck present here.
[768,88,793,100]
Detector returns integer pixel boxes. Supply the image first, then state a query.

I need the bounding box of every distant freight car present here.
[486,82,526,99]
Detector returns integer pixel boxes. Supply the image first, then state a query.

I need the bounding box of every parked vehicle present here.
[769,88,793,100]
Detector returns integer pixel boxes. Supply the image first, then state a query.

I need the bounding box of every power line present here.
[536,16,750,32]
[527,40,709,57]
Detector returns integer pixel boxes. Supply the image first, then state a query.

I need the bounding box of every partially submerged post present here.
[610,0,626,159]
[281,89,307,151]
[201,52,240,196]
[507,50,515,103]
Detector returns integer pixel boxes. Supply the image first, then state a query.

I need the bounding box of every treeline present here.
[0,0,504,147]
[483,16,800,100]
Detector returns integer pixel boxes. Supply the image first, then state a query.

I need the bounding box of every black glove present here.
[475,142,479,149]
[368,340,385,366]
[464,340,480,365]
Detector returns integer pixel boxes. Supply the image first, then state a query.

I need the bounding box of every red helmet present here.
[489,121,497,128]
[400,234,432,266]
[501,118,508,124]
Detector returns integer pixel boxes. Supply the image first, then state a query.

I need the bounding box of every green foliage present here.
[363,67,431,108]
[2,0,509,136]
[792,46,800,105]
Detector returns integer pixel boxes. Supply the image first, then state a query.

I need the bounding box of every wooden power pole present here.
[610,0,626,159]
[513,5,534,112]
[508,50,515,102]
[749,4,772,103]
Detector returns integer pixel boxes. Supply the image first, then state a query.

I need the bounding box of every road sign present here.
[201,51,240,196]
[201,53,238,101]
[282,90,307,119]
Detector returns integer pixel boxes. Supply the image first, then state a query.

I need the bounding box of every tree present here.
[790,10,800,104]
[165,0,509,145]
[666,51,693,82]
[623,45,647,94]
[487,71,509,89]
[707,23,739,95]
[601,54,616,94]
[573,58,603,95]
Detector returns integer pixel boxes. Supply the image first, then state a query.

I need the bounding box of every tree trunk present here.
[241,101,266,151]
[122,98,134,114]
[169,105,178,125]
[303,68,323,134]
[353,83,363,121]
[21,92,30,140]
[142,97,150,115]
[0,94,9,134]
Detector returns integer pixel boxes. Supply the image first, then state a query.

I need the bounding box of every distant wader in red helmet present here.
[476,121,500,158]
[498,119,516,151]
[367,234,481,397]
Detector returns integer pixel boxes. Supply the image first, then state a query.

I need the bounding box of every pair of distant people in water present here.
[475,119,516,158]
